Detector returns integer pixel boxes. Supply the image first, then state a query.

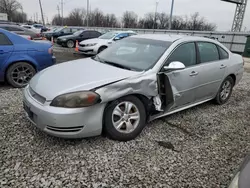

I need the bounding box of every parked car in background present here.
[0,28,56,88]
[33,24,49,32]
[0,24,41,40]
[23,34,244,141]
[57,30,102,48]
[78,30,137,55]
[228,154,250,188]
[43,26,83,42]
[21,25,41,34]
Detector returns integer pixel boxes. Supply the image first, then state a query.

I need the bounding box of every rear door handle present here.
[220,64,227,69]
[189,71,199,76]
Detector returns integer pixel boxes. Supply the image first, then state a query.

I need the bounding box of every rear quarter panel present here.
[226,53,244,85]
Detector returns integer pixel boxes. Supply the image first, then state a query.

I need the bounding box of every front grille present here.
[46,125,84,133]
[29,87,46,104]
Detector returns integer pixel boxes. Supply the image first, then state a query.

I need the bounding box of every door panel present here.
[164,66,200,110]
[0,33,14,68]
[195,42,226,101]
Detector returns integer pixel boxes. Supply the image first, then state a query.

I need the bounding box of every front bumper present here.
[78,46,98,55]
[23,86,106,139]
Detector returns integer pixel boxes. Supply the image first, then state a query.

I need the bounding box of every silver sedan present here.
[23,34,244,141]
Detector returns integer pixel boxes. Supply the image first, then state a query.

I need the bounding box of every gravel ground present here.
[1,72,250,188]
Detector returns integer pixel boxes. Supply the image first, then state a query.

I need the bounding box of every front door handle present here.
[220,64,227,69]
[189,71,199,76]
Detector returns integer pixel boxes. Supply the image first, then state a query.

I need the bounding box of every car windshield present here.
[54,27,63,32]
[98,31,117,39]
[93,37,172,71]
[73,30,84,36]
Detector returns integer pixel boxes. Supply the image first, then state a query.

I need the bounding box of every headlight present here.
[86,43,97,46]
[50,91,101,108]
[228,171,240,188]
[61,38,67,41]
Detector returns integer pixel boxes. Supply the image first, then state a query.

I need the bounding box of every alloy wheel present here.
[11,64,34,87]
[220,80,232,100]
[112,101,140,134]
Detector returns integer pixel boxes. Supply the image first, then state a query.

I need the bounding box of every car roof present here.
[131,34,218,43]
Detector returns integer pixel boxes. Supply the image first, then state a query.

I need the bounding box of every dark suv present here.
[57,30,102,48]
[43,26,83,42]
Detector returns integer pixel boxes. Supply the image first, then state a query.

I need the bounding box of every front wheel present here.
[215,76,234,105]
[67,40,75,48]
[6,62,36,88]
[104,96,146,141]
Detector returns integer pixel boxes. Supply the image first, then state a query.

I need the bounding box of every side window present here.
[197,42,219,63]
[218,46,229,59]
[0,33,12,45]
[117,33,129,39]
[81,31,90,37]
[90,31,100,37]
[129,33,137,36]
[166,42,197,67]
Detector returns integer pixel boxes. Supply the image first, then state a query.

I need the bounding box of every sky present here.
[18,0,250,31]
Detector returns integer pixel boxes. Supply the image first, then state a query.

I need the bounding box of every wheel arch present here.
[4,60,37,81]
[227,74,236,86]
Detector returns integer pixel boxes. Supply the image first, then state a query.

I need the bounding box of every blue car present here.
[0,28,56,88]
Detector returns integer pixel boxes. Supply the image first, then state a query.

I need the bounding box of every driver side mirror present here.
[163,61,185,71]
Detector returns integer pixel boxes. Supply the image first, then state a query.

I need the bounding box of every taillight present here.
[48,47,53,54]
[28,36,31,40]
[36,33,40,37]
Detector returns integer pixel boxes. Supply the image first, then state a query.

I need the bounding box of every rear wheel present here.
[104,96,146,141]
[98,46,107,53]
[67,40,75,48]
[6,62,36,88]
[215,76,234,105]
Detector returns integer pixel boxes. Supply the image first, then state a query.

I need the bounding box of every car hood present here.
[29,58,140,100]
[80,38,109,45]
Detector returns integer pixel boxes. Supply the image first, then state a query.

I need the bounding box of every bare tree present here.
[52,15,62,26]
[86,9,105,27]
[122,11,138,28]
[143,13,155,29]
[103,13,118,27]
[65,8,86,26]
[0,0,22,21]
[12,11,27,23]
[157,12,169,29]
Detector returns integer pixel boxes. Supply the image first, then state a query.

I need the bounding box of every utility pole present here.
[38,0,45,26]
[86,0,89,27]
[169,0,175,30]
[61,0,64,26]
[57,5,61,25]
[36,12,38,22]
[153,1,159,29]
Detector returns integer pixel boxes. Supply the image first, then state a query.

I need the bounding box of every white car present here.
[21,25,40,34]
[78,30,137,55]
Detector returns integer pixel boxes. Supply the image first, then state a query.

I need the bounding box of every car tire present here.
[6,62,36,88]
[67,40,75,48]
[104,95,146,141]
[98,46,107,54]
[215,76,234,105]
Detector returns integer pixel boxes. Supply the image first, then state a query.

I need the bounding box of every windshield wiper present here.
[103,61,132,70]
[93,55,132,70]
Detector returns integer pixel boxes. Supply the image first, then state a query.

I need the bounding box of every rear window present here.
[0,33,12,45]
[218,46,229,59]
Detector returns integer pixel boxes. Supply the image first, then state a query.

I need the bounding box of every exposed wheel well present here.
[4,61,37,81]
[228,74,236,86]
